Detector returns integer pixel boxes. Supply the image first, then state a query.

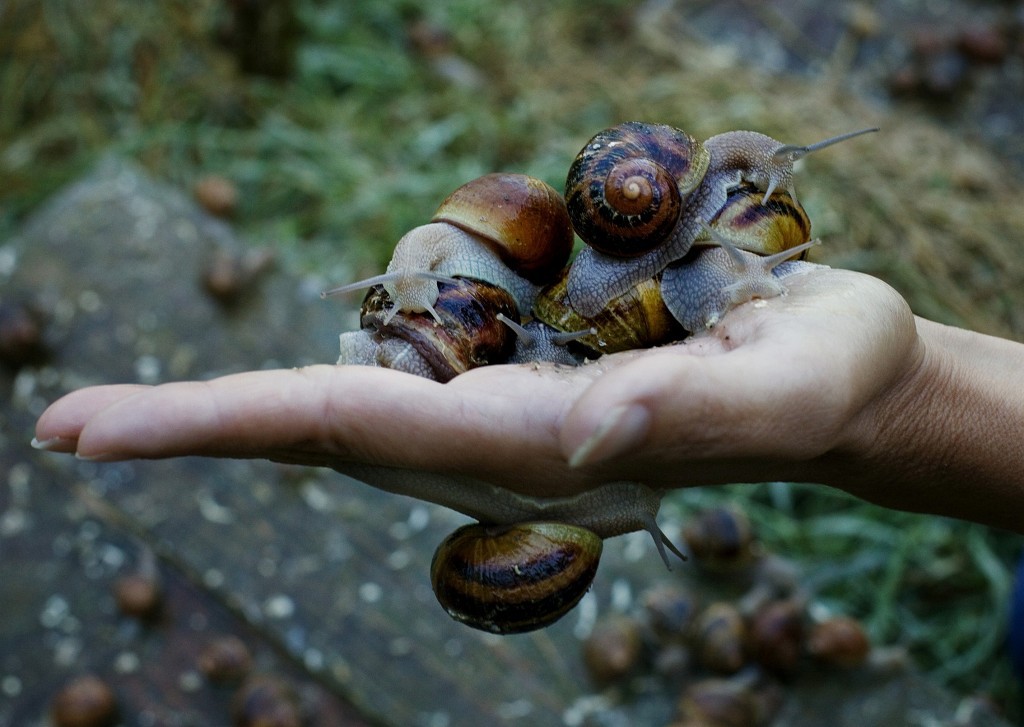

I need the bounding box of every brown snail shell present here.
[51,675,118,727]
[747,598,805,675]
[676,676,761,727]
[702,183,812,256]
[565,122,710,258]
[683,507,756,573]
[430,521,603,634]
[692,602,748,675]
[326,173,573,325]
[641,583,701,642]
[806,615,871,668]
[532,268,685,356]
[582,614,646,686]
[341,278,519,382]
[433,172,574,284]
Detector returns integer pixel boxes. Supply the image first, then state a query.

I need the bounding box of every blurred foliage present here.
[1,0,1022,719]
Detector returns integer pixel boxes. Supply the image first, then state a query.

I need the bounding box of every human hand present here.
[33,267,925,507]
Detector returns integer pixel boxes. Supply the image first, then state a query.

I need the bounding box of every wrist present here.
[833,318,1024,531]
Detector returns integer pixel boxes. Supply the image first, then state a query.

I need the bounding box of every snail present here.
[329,172,575,379]
[674,673,767,727]
[338,464,686,633]
[563,122,878,319]
[326,172,572,322]
[805,615,871,668]
[691,601,748,675]
[683,506,757,573]
[581,613,646,685]
[746,597,806,675]
[339,279,521,382]
[531,181,812,354]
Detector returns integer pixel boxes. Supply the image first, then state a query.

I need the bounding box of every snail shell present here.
[747,598,806,675]
[430,521,603,634]
[700,183,812,256]
[806,615,871,668]
[691,602,748,675]
[532,269,685,356]
[338,278,519,382]
[582,614,646,686]
[434,172,574,284]
[565,121,709,258]
[676,676,761,727]
[683,507,756,573]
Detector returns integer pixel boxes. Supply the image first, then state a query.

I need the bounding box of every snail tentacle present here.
[496,315,593,366]
[662,235,821,332]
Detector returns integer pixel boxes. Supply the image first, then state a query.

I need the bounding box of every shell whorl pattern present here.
[430,522,603,634]
[566,122,710,258]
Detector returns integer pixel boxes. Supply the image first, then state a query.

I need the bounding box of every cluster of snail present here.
[581,508,882,727]
[324,121,877,634]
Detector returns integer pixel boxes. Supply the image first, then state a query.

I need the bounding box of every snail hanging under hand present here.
[339,464,686,634]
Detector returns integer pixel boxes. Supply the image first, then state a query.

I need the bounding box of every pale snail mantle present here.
[325,121,879,634]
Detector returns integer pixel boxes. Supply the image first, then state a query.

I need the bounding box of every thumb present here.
[559,338,841,481]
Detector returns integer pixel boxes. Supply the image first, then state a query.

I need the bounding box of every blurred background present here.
[2,0,1023,725]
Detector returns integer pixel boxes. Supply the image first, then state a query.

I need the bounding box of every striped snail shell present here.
[338,278,519,382]
[430,521,603,634]
[532,269,684,356]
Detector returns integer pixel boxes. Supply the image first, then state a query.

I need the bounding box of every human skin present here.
[32,268,1024,534]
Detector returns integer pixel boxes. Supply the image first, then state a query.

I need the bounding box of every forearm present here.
[836,318,1024,532]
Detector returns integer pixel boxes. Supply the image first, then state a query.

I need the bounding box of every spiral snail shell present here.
[430,521,603,634]
[565,121,710,258]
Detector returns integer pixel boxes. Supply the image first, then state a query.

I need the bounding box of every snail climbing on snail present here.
[562,121,878,320]
[328,172,576,380]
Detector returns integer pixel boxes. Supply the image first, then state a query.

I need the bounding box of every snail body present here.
[563,123,877,319]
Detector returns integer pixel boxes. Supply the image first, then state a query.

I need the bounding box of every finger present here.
[67,366,440,461]
[33,385,151,452]
[62,364,595,494]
